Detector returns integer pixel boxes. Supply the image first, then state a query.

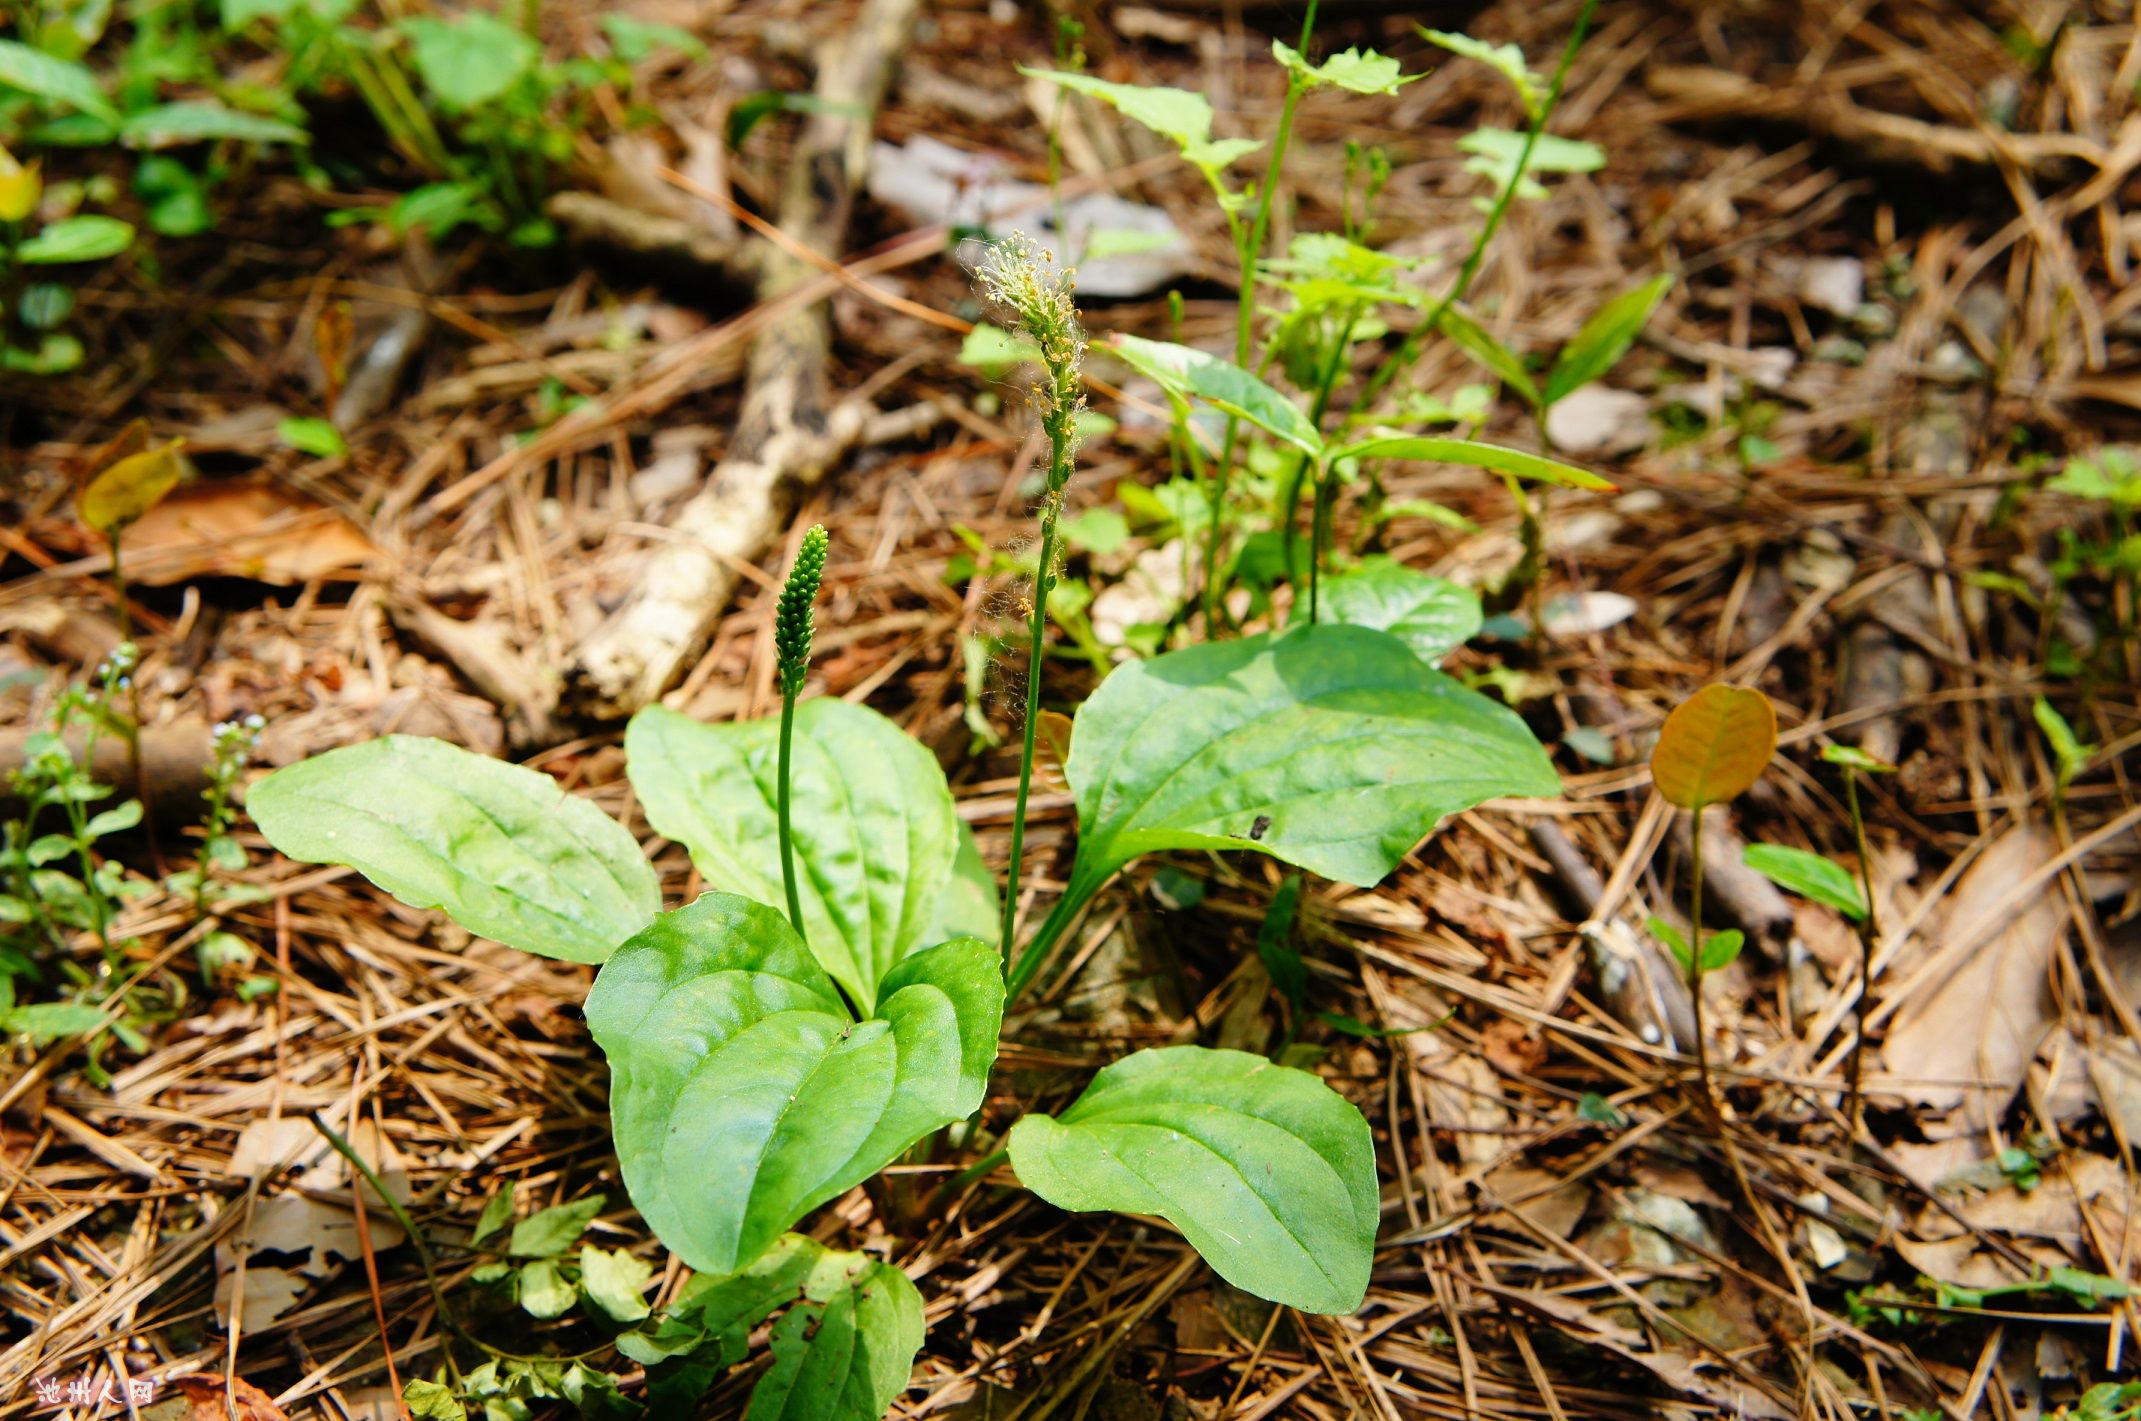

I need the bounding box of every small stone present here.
[1544,385,1651,456]
[1797,256,1864,317]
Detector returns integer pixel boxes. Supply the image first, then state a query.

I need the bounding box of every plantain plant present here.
[247,245,1565,1421]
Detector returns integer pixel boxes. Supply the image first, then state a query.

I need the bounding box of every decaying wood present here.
[559,0,921,720]
[0,719,213,818]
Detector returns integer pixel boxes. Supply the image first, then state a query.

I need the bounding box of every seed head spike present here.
[775,525,829,696]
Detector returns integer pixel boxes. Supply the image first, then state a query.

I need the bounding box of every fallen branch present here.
[553,0,922,719]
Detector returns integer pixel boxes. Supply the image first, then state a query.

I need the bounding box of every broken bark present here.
[559,0,920,720]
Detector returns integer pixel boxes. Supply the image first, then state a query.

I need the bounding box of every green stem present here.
[1842,769,1877,1135]
[1000,497,1064,964]
[1687,806,1714,1109]
[777,687,803,941]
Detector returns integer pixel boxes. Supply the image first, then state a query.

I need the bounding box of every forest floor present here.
[3,0,2139,1417]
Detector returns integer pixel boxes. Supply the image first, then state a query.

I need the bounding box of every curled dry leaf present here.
[118,481,377,586]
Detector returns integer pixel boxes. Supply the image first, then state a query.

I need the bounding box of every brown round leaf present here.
[1650,684,1775,809]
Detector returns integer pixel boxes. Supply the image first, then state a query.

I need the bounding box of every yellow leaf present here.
[0,143,40,223]
[1650,683,1775,809]
[78,438,186,533]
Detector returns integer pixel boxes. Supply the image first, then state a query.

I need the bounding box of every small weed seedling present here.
[248,250,1569,1421]
[0,136,134,374]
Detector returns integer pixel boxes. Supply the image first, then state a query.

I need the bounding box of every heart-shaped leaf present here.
[248,735,658,964]
[1330,435,1613,491]
[1064,624,1558,892]
[586,894,1001,1277]
[1105,334,1323,456]
[1742,843,1866,921]
[625,699,967,1012]
[1316,556,1482,663]
[1649,684,1776,809]
[1008,1045,1377,1313]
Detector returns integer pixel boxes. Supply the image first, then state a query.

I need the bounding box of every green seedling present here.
[2031,695,2094,805]
[1649,683,1776,1106]
[0,135,133,373]
[2043,447,2141,674]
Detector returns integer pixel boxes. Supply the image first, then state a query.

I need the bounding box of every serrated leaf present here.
[400,12,540,112]
[118,101,308,148]
[626,699,967,1012]
[1330,435,1613,491]
[77,439,183,531]
[1105,333,1322,455]
[16,213,134,264]
[1008,1045,1377,1313]
[586,894,1002,1277]
[1649,684,1775,809]
[518,1258,577,1318]
[248,735,659,964]
[1742,844,1866,921]
[1064,624,1558,892]
[1543,273,1672,407]
[1272,41,1415,95]
[0,39,119,122]
[511,1194,605,1257]
[1432,304,1539,405]
[1316,556,1482,663]
[579,1244,653,1322]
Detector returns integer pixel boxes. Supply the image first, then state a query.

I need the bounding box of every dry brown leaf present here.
[142,1374,291,1420]
[121,482,376,587]
[1882,827,2064,1135]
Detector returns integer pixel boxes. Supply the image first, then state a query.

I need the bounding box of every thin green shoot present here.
[773,524,829,942]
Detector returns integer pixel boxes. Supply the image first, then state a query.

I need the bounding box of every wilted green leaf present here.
[248,736,659,964]
[1009,1045,1378,1313]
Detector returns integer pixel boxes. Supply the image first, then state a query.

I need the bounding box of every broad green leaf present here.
[1742,844,1866,921]
[1018,69,1258,177]
[1433,305,1538,405]
[1699,928,1744,972]
[626,699,966,1011]
[580,1244,654,1322]
[1064,624,1558,890]
[585,894,1001,1277]
[923,819,1001,948]
[1649,684,1775,809]
[4,1001,107,1039]
[1316,556,1482,663]
[510,1194,605,1257]
[248,735,659,964]
[747,1242,924,1421]
[0,39,119,122]
[1106,333,1322,456]
[1330,435,1613,491]
[1419,30,1539,110]
[1008,1045,1377,1313]
[1543,274,1673,406]
[118,101,308,148]
[77,438,183,531]
[400,13,540,112]
[16,213,134,264]
[518,1258,576,1318]
[1456,127,1603,200]
[1272,41,1415,95]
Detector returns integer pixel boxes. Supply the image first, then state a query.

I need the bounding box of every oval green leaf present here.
[1008,1045,1377,1314]
[248,735,658,963]
[1105,333,1323,456]
[625,699,967,1012]
[1064,623,1559,890]
[1742,843,1866,921]
[16,213,134,264]
[0,38,119,122]
[1543,272,1672,407]
[1331,435,1614,491]
[1649,683,1776,809]
[586,894,1001,1278]
[1316,556,1482,664]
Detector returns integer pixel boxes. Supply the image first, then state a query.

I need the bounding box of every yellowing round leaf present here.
[1650,683,1775,808]
[79,438,185,532]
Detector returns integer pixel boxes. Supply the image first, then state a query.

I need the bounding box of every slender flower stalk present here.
[980,238,1086,968]
[774,524,829,942]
